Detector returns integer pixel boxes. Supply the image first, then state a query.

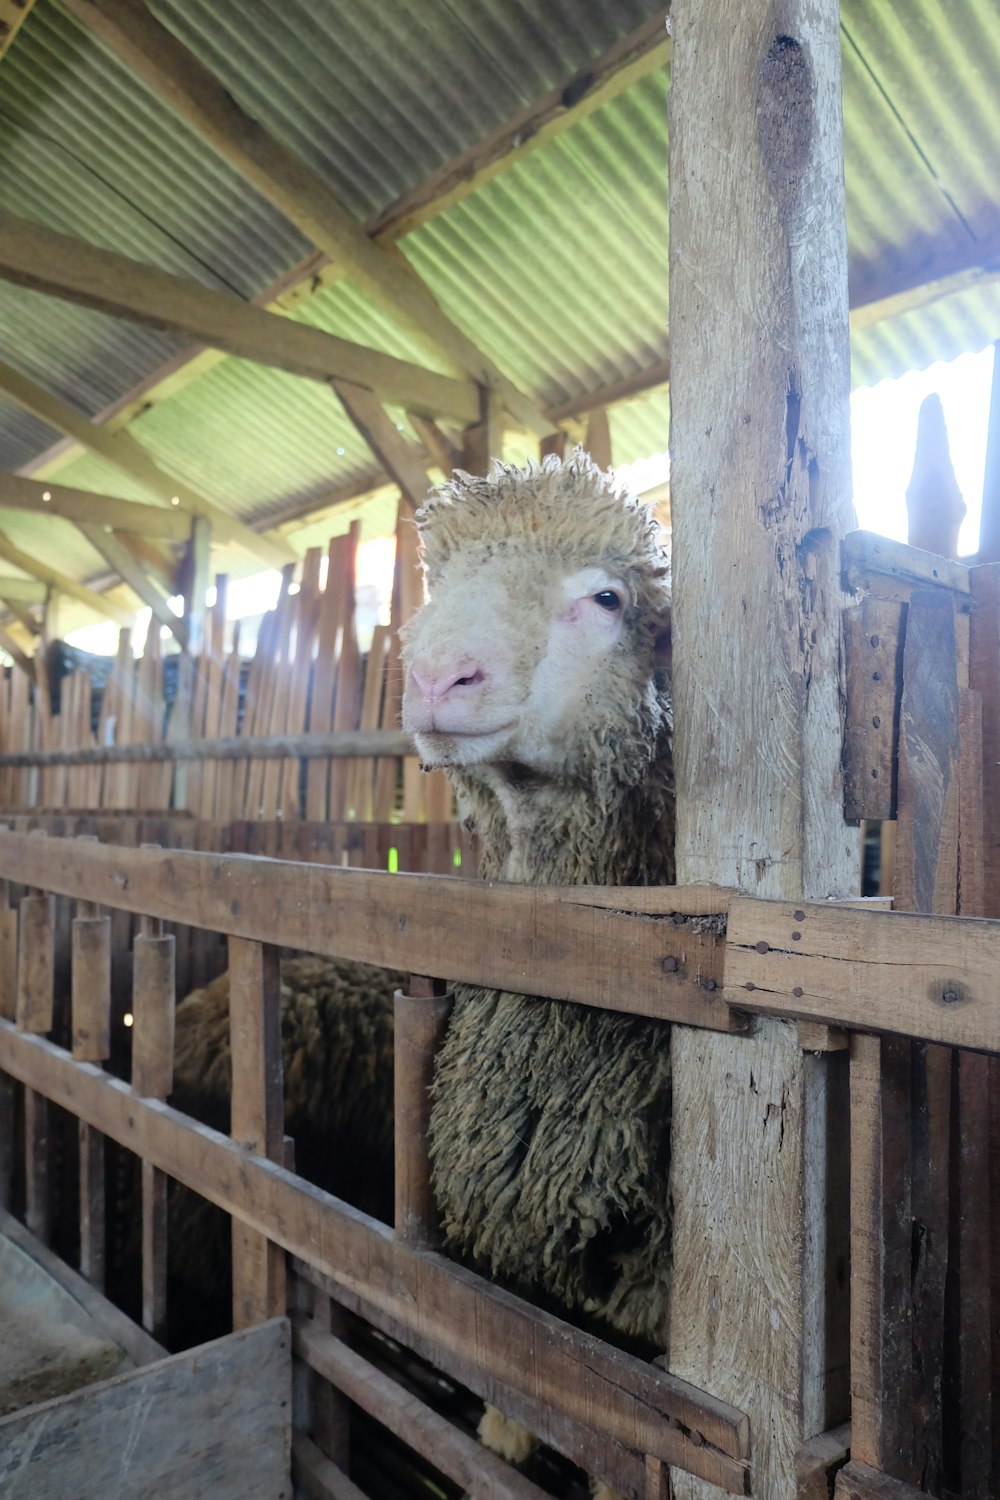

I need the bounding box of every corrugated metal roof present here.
[0,0,997,613]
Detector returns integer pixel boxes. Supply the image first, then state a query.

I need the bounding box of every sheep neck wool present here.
[421,455,676,1350]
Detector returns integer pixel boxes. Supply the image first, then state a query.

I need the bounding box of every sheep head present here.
[401,451,671,799]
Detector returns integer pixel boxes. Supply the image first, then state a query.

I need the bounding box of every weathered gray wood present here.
[842,598,906,821]
[668,1,857,1494]
[0,1021,750,1491]
[0,1318,292,1500]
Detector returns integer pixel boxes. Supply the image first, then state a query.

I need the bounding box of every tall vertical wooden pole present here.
[667,3,858,1497]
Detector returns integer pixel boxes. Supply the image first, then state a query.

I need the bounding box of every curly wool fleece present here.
[417,454,676,1346]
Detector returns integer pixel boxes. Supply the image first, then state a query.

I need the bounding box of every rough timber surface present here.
[667,0,859,1493]
[0,1021,749,1492]
[0,1318,292,1500]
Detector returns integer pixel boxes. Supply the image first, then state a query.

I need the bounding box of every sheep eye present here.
[593,590,622,611]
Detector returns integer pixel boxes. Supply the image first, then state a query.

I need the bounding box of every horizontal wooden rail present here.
[725,897,1000,1054]
[294,1256,649,1496]
[841,530,971,597]
[0,833,735,1029]
[0,729,414,769]
[0,1022,749,1491]
[294,1320,554,1500]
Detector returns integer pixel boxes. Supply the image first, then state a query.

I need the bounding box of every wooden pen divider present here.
[16,832,54,1245]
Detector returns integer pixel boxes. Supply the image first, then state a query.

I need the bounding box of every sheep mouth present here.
[413,723,517,763]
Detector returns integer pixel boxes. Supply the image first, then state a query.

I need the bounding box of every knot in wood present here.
[757,35,814,202]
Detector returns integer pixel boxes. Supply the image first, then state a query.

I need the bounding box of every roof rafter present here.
[60,0,553,439]
[0,357,293,569]
[0,470,191,538]
[0,621,35,678]
[0,0,38,62]
[0,529,134,627]
[0,211,482,427]
[0,576,45,604]
[77,522,188,647]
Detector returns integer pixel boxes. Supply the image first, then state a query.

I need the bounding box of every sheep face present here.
[401,454,671,792]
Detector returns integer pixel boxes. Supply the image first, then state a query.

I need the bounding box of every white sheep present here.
[401,450,675,1481]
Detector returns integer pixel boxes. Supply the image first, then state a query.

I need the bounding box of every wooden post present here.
[72,880,111,1289]
[17,884,55,1244]
[977,343,1000,565]
[132,875,176,1340]
[229,936,286,1328]
[393,976,451,1248]
[667,3,858,1496]
[905,394,966,561]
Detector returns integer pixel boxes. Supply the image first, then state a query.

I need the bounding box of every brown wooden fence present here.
[0,532,997,1499]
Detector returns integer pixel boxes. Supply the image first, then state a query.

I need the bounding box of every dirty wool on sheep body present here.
[429,761,677,1348]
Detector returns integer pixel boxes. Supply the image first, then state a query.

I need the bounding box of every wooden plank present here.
[71,912,111,1061]
[79,1119,105,1290]
[0,1204,162,1367]
[131,933,175,1100]
[16,891,54,1033]
[0,1020,749,1490]
[393,978,451,1248]
[905,393,967,561]
[229,937,286,1328]
[969,565,1000,916]
[834,1461,928,1498]
[0,834,736,1030]
[841,530,970,601]
[584,408,612,470]
[294,1321,554,1500]
[0,472,189,537]
[293,1434,369,1500]
[849,1033,914,1472]
[841,598,906,821]
[795,1424,851,1500]
[23,1085,49,1242]
[0,1318,292,1500]
[725,899,1000,1053]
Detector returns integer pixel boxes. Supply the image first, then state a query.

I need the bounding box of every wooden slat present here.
[80,524,189,646]
[293,1434,368,1500]
[841,598,906,821]
[0,1319,292,1500]
[229,937,286,1328]
[841,530,971,601]
[79,1119,105,1290]
[71,911,111,1060]
[16,891,54,1033]
[294,1321,554,1500]
[835,1460,928,1498]
[0,1018,749,1490]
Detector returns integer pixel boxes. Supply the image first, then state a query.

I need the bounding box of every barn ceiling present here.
[0,0,997,618]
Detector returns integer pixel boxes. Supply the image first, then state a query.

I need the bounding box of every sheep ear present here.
[653,610,672,675]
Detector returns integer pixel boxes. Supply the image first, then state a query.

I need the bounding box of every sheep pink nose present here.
[410,663,486,702]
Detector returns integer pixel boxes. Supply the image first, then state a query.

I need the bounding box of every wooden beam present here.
[59,0,554,439]
[0,212,482,428]
[1,600,41,635]
[668,7,857,1500]
[332,381,431,512]
[0,358,292,569]
[0,470,190,538]
[905,394,966,560]
[0,575,46,604]
[0,529,133,626]
[0,623,34,679]
[978,340,1000,564]
[849,234,1000,335]
[0,0,37,60]
[78,524,188,647]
